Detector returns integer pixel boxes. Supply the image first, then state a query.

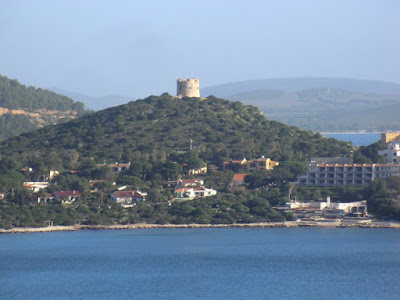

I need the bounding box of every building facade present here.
[296,163,400,187]
[378,142,400,163]
[222,157,279,171]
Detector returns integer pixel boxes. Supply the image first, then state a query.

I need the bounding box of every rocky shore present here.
[1,221,399,234]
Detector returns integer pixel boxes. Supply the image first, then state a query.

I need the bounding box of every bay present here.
[322,132,380,146]
[1,228,400,300]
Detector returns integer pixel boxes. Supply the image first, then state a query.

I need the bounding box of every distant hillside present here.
[0,75,88,140]
[202,77,400,97]
[201,78,400,131]
[51,88,132,110]
[0,94,351,169]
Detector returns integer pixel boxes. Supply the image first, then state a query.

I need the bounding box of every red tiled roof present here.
[233,174,247,181]
[119,164,130,167]
[54,191,81,197]
[232,160,243,164]
[181,179,200,183]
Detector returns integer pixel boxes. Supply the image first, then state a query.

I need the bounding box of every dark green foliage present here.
[0,74,88,141]
[352,142,386,163]
[0,75,85,112]
[0,115,39,140]
[363,178,400,220]
[0,93,366,227]
[0,94,351,169]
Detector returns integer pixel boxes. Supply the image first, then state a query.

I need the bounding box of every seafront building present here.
[277,198,368,219]
[296,163,400,187]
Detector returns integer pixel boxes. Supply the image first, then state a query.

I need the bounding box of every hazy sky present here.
[1,0,399,98]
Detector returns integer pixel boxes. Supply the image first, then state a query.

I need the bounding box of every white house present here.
[174,187,217,200]
[111,190,147,204]
[379,142,400,163]
[22,182,49,193]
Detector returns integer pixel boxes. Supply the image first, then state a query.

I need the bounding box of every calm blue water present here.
[1,228,400,300]
[322,132,380,146]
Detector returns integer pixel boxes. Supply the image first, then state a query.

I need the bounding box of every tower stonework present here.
[177,78,200,98]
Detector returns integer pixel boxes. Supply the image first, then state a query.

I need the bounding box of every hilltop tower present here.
[177,78,200,98]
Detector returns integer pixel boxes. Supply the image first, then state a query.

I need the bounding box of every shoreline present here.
[1,221,400,234]
[320,131,381,134]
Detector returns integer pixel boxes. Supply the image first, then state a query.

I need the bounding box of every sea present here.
[321,132,381,146]
[1,228,400,300]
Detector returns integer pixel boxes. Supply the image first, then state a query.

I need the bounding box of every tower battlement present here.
[177,78,200,98]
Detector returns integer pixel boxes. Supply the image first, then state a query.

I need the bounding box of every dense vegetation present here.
[0,75,85,111]
[0,93,351,168]
[0,74,87,140]
[0,93,397,227]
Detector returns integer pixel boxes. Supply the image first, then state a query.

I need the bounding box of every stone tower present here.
[177,78,200,98]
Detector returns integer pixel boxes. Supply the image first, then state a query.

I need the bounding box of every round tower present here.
[177,78,200,98]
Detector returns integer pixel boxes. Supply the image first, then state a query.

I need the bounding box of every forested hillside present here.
[1,93,398,227]
[0,75,87,140]
[0,93,351,169]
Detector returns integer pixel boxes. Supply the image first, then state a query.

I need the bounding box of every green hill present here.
[1,93,398,227]
[0,75,87,140]
[0,93,351,168]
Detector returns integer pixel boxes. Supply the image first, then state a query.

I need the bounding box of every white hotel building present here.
[296,163,400,187]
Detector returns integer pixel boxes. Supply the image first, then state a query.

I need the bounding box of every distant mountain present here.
[201,77,400,97]
[51,88,132,110]
[0,75,88,140]
[201,78,400,131]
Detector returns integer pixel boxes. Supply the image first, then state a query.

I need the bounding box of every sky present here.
[1,0,399,99]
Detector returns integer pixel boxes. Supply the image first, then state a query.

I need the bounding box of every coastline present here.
[1,221,400,234]
[320,131,381,134]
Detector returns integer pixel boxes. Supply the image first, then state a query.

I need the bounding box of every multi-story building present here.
[296,163,400,187]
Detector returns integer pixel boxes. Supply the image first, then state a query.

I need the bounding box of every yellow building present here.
[223,157,279,171]
[381,132,400,144]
